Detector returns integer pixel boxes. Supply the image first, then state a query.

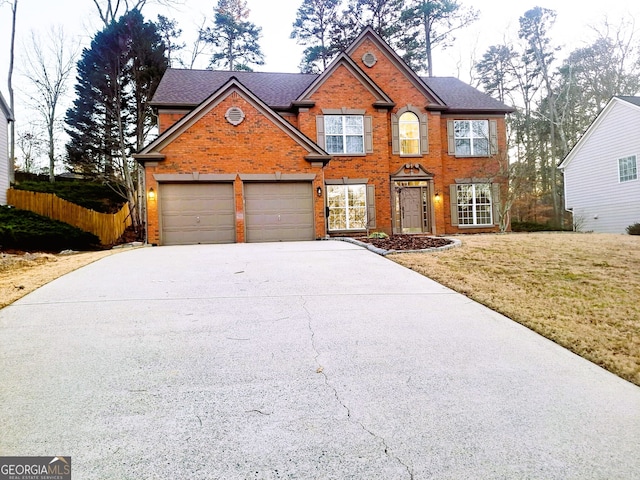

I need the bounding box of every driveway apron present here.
[1,241,639,479]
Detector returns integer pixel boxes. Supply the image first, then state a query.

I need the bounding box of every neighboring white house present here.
[0,91,13,205]
[559,96,640,233]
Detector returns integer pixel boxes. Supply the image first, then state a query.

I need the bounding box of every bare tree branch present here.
[22,27,79,182]
[91,0,183,26]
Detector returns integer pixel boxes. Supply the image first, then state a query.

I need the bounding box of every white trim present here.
[327,184,368,231]
[455,183,493,226]
[617,154,638,183]
[559,97,640,170]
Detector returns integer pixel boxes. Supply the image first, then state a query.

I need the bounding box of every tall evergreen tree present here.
[156,14,184,68]
[65,9,167,228]
[475,45,517,104]
[518,7,562,224]
[91,0,181,27]
[200,0,264,71]
[341,0,405,44]
[401,0,478,76]
[291,0,342,73]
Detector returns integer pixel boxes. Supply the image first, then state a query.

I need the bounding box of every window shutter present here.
[420,114,429,154]
[489,119,498,155]
[491,183,501,226]
[364,116,373,153]
[449,184,459,226]
[316,116,325,150]
[447,120,456,155]
[366,184,376,229]
[391,113,399,154]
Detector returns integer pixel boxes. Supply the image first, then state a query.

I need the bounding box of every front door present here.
[401,187,423,233]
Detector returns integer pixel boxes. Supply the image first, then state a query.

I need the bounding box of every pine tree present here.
[290,0,342,73]
[65,9,167,227]
[200,0,264,71]
[401,0,478,76]
[342,0,405,44]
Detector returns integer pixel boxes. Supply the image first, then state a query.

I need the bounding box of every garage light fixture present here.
[148,188,156,201]
[317,186,323,197]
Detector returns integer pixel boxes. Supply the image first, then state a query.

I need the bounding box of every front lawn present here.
[391,233,640,386]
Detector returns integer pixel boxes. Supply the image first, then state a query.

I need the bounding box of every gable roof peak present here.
[559,95,640,170]
[344,27,448,108]
[296,51,394,107]
[138,74,330,162]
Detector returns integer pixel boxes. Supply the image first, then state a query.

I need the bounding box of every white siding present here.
[563,100,640,233]
[0,107,8,205]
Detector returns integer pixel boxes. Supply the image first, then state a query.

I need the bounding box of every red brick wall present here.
[439,116,508,234]
[299,65,394,234]
[148,41,509,242]
[158,111,188,134]
[347,39,507,235]
[146,91,325,244]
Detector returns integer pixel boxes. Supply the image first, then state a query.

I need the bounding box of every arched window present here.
[392,107,428,156]
[399,112,420,155]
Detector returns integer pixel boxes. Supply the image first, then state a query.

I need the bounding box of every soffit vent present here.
[225,106,245,126]
[362,52,377,68]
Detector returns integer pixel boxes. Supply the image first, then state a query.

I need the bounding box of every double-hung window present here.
[454,120,489,156]
[325,115,364,154]
[391,108,428,156]
[456,184,493,226]
[327,184,367,230]
[399,112,420,155]
[618,155,637,182]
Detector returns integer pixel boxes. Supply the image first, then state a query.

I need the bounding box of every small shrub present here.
[626,223,640,235]
[368,231,389,239]
[511,221,570,232]
[0,206,100,252]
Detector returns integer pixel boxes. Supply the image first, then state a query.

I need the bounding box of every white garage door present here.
[244,183,314,242]
[160,183,235,245]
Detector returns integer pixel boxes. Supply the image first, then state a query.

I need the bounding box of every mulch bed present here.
[354,234,453,251]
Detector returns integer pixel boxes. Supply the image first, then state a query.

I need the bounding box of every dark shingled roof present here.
[151,68,514,113]
[151,69,318,109]
[616,96,640,107]
[421,77,515,113]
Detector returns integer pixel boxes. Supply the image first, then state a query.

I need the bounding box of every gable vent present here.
[362,52,377,68]
[225,106,245,126]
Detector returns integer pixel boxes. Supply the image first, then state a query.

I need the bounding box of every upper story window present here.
[455,120,489,156]
[399,112,420,155]
[316,110,372,154]
[392,107,428,156]
[325,115,364,154]
[447,119,497,157]
[618,155,637,182]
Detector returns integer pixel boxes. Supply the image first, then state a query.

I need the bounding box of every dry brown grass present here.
[0,250,118,309]
[392,233,640,386]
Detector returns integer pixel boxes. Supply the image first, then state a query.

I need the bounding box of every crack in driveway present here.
[301,297,414,479]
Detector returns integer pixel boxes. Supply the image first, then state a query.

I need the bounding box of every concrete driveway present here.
[1,241,639,479]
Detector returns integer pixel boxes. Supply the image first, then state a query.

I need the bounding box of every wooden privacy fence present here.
[6,188,132,245]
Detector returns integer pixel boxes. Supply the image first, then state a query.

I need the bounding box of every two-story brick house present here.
[135,28,513,245]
